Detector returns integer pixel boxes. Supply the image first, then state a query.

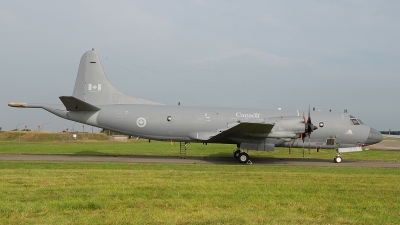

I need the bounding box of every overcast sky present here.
[1,0,399,132]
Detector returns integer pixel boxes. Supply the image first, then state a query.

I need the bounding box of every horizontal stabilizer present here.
[59,96,100,111]
[209,122,274,142]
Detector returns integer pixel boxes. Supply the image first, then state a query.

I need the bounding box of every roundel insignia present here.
[136,117,147,127]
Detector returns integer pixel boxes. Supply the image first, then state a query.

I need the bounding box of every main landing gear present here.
[233,149,252,164]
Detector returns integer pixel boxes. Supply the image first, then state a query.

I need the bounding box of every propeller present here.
[288,138,294,154]
[301,106,318,156]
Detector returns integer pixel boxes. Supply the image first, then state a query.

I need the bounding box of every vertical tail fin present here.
[72,49,161,105]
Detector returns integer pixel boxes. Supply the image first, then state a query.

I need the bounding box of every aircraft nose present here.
[365,128,383,145]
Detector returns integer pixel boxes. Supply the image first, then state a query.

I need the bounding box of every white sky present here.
[1,0,399,132]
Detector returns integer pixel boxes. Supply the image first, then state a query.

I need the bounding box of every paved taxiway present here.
[369,139,400,151]
[1,140,398,168]
[1,154,399,168]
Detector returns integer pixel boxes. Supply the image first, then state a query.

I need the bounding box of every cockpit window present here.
[350,119,360,125]
[349,115,365,125]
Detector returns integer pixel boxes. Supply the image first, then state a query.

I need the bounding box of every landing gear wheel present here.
[233,150,241,159]
[237,152,249,164]
[334,156,342,163]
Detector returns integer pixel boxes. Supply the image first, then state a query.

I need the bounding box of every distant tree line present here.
[11,129,32,131]
[380,131,400,135]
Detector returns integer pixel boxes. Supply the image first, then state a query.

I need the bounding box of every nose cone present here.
[365,128,383,145]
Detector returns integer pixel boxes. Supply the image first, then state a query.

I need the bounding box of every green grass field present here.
[1,162,399,224]
[0,132,399,224]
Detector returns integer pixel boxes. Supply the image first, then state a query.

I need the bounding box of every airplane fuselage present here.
[46,104,377,150]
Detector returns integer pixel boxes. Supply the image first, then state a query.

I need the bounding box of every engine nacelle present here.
[267,116,305,138]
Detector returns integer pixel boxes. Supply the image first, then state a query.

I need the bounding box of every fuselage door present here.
[326,138,335,146]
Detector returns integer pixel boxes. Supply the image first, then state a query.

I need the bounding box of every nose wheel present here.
[334,153,342,163]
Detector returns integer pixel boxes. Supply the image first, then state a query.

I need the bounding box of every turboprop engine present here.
[267,116,309,138]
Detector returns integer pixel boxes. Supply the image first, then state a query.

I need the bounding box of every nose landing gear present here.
[334,153,342,163]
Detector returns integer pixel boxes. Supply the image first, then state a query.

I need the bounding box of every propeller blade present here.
[304,105,317,145]
[300,106,318,156]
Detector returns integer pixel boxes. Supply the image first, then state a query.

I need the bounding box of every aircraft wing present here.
[59,96,100,111]
[208,122,274,142]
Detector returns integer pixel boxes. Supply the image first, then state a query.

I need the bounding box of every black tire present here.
[234,150,241,159]
[237,152,249,164]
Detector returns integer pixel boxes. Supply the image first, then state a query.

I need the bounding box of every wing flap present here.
[209,122,274,142]
[59,96,100,111]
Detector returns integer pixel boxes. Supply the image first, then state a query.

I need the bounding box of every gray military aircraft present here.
[9,49,383,163]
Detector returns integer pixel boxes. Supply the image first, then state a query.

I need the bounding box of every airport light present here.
[72,122,77,132]
[42,122,50,131]
[16,123,24,131]
[16,123,24,142]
